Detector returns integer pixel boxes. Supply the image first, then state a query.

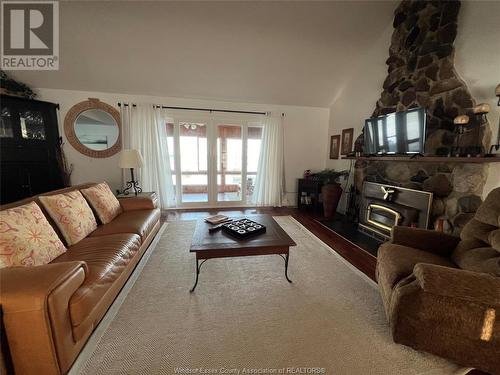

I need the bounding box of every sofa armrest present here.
[0,261,87,310]
[0,261,87,375]
[413,263,500,305]
[118,193,158,211]
[391,226,460,256]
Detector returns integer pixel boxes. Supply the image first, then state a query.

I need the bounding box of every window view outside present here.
[165,121,262,205]
[217,125,242,202]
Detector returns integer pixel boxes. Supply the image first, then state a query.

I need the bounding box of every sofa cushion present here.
[377,243,457,294]
[81,182,122,224]
[0,202,67,268]
[51,233,141,327]
[39,191,97,245]
[89,209,160,241]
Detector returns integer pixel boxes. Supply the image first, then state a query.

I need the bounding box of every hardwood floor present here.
[164,206,490,375]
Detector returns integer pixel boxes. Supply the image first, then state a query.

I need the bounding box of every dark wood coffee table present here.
[189,214,296,292]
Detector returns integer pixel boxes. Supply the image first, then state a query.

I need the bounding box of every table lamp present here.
[119,149,144,195]
[489,83,500,155]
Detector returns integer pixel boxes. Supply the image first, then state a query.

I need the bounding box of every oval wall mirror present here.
[64,98,121,158]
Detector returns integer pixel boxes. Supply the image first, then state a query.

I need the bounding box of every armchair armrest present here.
[0,261,87,375]
[391,226,460,256]
[118,193,158,211]
[413,263,500,305]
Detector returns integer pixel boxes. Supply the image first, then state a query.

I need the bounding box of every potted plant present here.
[316,169,348,218]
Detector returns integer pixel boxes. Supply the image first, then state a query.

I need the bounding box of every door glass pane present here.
[19,110,46,140]
[0,107,14,138]
[246,126,262,201]
[217,124,242,202]
[179,122,207,202]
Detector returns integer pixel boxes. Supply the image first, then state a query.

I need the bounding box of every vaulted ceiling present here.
[11,1,397,107]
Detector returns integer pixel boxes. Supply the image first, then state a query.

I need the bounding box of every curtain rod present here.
[117,102,267,116]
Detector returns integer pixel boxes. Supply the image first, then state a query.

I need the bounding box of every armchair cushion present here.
[391,226,461,257]
[452,245,500,276]
[490,229,500,250]
[377,243,456,299]
[413,263,500,305]
[473,187,500,227]
[461,218,498,245]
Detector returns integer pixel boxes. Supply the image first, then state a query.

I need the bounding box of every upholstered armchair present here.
[376,187,500,374]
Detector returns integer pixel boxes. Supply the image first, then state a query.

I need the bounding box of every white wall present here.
[326,2,500,206]
[455,0,500,197]
[35,88,329,206]
[325,26,393,212]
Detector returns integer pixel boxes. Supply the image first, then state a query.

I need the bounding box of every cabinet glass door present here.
[0,107,14,138]
[19,110,46,140]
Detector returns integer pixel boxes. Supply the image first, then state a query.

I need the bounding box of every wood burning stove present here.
[366,204,402,232]
[359,182,433,239]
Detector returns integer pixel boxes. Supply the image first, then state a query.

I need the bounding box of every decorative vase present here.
[322,183,343,218]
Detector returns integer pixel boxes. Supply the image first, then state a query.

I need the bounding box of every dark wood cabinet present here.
[1,95,64,204]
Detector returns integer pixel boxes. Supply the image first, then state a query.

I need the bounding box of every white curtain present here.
[120,103,176,209]
[252,114,285,207]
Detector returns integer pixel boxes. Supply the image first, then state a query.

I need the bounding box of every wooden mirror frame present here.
[64,98,122,158]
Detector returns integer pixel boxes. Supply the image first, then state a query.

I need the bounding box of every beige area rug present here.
[74,216,467,375]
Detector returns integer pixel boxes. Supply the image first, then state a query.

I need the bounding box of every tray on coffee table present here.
[221,218,266,238]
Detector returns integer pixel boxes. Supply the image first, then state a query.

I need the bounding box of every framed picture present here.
[329,135,340,159]
[341,128,354,155]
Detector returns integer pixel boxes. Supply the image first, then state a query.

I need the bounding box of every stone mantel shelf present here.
[341,156,500,163]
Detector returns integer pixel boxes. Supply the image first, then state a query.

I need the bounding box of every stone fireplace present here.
[354,160,488,235]
[359,181,433,239]
[351,0,492,235]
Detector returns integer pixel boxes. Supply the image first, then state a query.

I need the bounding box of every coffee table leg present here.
[284,253,292,283]
[190,257,208,293]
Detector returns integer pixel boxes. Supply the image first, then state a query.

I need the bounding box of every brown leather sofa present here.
[376,187,500,374]
[0,183,161,375]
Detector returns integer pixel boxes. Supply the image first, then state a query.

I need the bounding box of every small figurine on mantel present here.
[353,131,364,156]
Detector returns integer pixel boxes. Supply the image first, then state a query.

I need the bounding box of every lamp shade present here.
[119,149,144,169]
[454,115,469,125]
[472,103,490,115]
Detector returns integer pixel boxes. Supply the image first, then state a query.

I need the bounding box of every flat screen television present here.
[364,107,426,154]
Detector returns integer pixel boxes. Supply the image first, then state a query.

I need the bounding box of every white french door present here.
[166,113,262,208]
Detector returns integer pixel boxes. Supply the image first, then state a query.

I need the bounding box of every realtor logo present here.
[1,1,59,70]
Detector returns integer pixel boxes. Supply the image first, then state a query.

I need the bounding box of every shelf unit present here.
[297,178,323,213]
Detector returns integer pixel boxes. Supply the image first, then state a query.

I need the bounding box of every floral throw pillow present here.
[39,191,97,245]
[0,202,67,268]
[81,182,122,224]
